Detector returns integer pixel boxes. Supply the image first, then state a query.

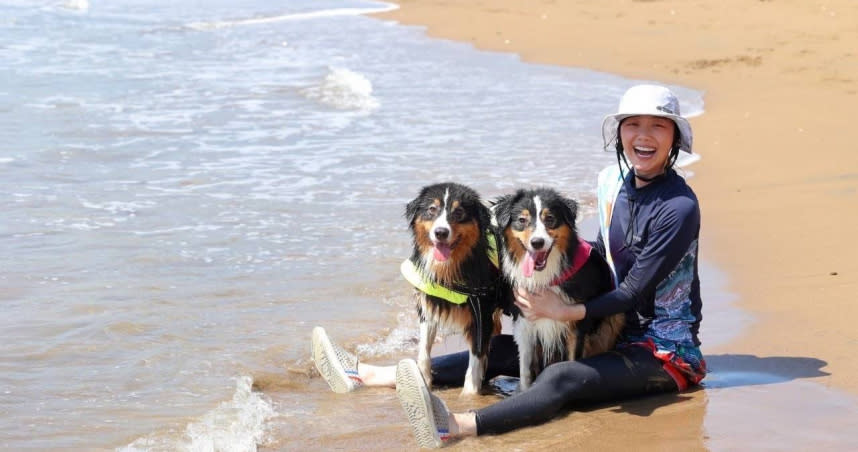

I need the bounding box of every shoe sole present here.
[396,359,442,449]
[312,326,354,394]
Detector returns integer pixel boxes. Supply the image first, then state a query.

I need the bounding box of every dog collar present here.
[400,233,499,305]
[550,238,592,286]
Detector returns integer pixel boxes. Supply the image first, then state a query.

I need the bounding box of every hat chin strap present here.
[616,150,665,184]
[616,146,677,184]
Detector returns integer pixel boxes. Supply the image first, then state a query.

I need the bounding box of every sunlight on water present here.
[0,0,706,450]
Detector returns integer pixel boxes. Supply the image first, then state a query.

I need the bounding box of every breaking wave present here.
[301,67,380,111]
[119,376,277,452]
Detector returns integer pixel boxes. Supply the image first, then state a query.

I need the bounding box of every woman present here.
[312,84,706,448]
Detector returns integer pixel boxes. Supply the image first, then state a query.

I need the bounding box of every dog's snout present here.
[530,237,545,250]
[434,227,450,241]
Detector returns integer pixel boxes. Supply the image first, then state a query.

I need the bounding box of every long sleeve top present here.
[585,167,705,380]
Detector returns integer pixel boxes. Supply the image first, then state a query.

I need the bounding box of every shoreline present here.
[374,0,858,396]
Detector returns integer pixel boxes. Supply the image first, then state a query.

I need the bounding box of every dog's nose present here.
[434,227,450,240]
[530,237,545,250]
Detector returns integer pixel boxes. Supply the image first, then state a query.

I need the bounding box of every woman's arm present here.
[584,195,699,319]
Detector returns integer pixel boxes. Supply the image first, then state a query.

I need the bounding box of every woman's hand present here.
[514,287,586,322]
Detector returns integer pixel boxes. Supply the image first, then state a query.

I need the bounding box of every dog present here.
[402,182,511,395]
[493,187,622,389]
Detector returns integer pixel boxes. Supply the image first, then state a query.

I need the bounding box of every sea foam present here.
[61,0,89,11]
[185,3,398,30]
[301,67,380,112]
[120,376,276,452]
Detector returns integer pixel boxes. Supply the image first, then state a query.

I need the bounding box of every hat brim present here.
[601,112,693,154]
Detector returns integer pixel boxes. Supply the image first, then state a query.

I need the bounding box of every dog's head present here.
[405,182,490,273]
[493,188,579,282]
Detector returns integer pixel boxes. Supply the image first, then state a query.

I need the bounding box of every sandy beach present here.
[368,0,858,449]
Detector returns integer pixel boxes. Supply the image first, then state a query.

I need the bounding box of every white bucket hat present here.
[602,84,693,154]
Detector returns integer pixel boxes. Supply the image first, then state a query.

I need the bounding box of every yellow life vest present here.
[400,233,499,305]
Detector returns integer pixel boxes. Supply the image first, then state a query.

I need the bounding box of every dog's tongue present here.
[522,252,535,277]
[433,243,452,262]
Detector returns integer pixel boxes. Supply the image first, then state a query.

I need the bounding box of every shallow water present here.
[2,0,855,451]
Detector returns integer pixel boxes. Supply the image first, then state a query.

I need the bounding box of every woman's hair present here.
[615,119,683,172]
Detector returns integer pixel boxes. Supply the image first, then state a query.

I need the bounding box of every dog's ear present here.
[476,200,492,231]
[405,195,421,225]
[492,194,514,229]
[562,196,579,227]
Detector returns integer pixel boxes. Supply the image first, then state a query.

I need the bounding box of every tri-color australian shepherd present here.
[494,187,622,389]
[403,182,511,395]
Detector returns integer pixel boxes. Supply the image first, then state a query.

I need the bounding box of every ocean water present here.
[0,1,706,450]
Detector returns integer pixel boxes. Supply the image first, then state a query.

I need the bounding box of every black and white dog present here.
[494,187,621,389]
[403,182,511,395]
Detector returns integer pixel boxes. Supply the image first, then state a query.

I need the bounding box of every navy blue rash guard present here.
[586,168,703,347]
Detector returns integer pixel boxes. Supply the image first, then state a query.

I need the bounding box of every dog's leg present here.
[417,318,437,388]
[514,321,534,390]
[462,350,486,396]
[567,331,581,361]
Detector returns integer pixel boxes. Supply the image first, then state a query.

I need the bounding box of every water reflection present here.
[703,353,829,389]
[703,353,858,451]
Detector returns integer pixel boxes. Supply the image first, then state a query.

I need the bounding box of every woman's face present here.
[619,115,676,182]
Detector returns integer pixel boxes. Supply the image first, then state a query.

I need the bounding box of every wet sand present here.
[368,0,858,450]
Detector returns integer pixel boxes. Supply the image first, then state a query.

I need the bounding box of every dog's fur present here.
[494,187,622,389]
[405,182,510,395]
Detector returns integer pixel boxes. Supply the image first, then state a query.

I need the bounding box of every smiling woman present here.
[619,115,677,183]
[602,84,694,187]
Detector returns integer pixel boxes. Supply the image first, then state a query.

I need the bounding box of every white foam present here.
[132,225,224,236]
[356,326,413,357]
[79,199,155,215]
[120,376,277,452]
[60,0,89,12]
[185,3,399,30]
[301,67,380,111]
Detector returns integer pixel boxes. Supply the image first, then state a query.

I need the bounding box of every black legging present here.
[430,334,679,435]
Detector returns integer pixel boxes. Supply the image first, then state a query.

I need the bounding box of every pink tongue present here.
[433,243,451,262]
[522,253,535,277]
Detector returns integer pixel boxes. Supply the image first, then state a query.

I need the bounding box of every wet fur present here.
[405,182,511,395]
[494,187,622,389]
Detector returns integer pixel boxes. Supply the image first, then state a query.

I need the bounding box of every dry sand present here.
[367,0,858,449]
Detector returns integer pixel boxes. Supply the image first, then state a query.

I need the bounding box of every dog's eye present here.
[423,205,439,218]
[543,214,557,228]
[516,216,529,227]
[450,208,466,222]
